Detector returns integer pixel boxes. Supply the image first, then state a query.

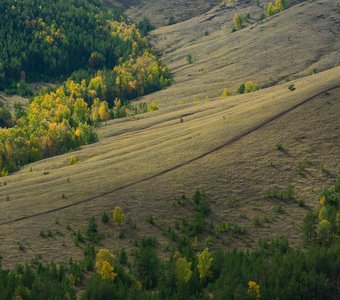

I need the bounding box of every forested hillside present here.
[0,0,339,298]
[0,0,125,89]
[0,0,171,176]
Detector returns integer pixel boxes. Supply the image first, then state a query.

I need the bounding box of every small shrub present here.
[265,187,280,199]
[119,229,125,239]
[76,230,85,243]
[86,217,99,243]
[164,226,177,241]
[276,143,286,153]
[238,83,245,94]
[288,84,296,91]
[177,194,188,206]
[232,223,247,235]
[141,236,159,248]
[244,81,260,93]
[18,242,25,251]
[187,54,194,64]
[168,15,175,25]
[298,199,306,207]
[101,212,109,224]
[119,249,128,265]
[69,156,80,165]
[221,88,231,97]
[282,185,294,201]
[148,215,155,225]
[147,102,159,112]
[274,205,284,214]
[253,216,261,227]
[205,235,213,247]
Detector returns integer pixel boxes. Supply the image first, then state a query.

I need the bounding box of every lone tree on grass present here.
[113,206,125,225]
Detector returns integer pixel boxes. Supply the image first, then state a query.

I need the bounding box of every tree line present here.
[0,179,339,299]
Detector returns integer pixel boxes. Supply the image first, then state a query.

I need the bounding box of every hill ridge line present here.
[1,85,339,226]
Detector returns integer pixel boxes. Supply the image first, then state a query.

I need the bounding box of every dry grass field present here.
[142,0,340,107]
[0,67,339,267]
[0,93,29,113]
[0,0,339,268]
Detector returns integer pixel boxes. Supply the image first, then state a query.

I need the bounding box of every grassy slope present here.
[0,0,339,267]
[0,67,339,267]
[0,93,29,113]
[140,0,339,107]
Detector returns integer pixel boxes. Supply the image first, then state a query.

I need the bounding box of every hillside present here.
[0,65,339,267]
[140,0,340,107]
[0,0,339,297]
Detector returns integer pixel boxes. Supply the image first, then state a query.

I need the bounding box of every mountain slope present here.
[0,0,339,268]
[140,0,339,107]
[0,67,339,267]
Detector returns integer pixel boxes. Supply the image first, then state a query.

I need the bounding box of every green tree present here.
[302,211,318,245]
[238,83,245,94]
[317,219,332,246]
[233,13,243,29]
[175,257,192,284]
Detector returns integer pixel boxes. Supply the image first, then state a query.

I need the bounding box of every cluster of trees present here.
[220,81,260,98]
[303,178,340,247]
[238,81,260,94]
[0,81,97,175]
[266,0,287,16]
[0,180,339,299]
[0,77,161,175]
[76,51,170,104]
[0,0,170,176]
[232,12,250,31]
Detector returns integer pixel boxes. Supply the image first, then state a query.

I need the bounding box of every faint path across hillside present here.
[1,84,338,226]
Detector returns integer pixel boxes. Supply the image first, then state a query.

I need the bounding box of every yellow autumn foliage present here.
[247,280,261,300]
[176,257,192,284]
[197,248,213,281]
[113,206,125,225]
[100,261,117,281]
